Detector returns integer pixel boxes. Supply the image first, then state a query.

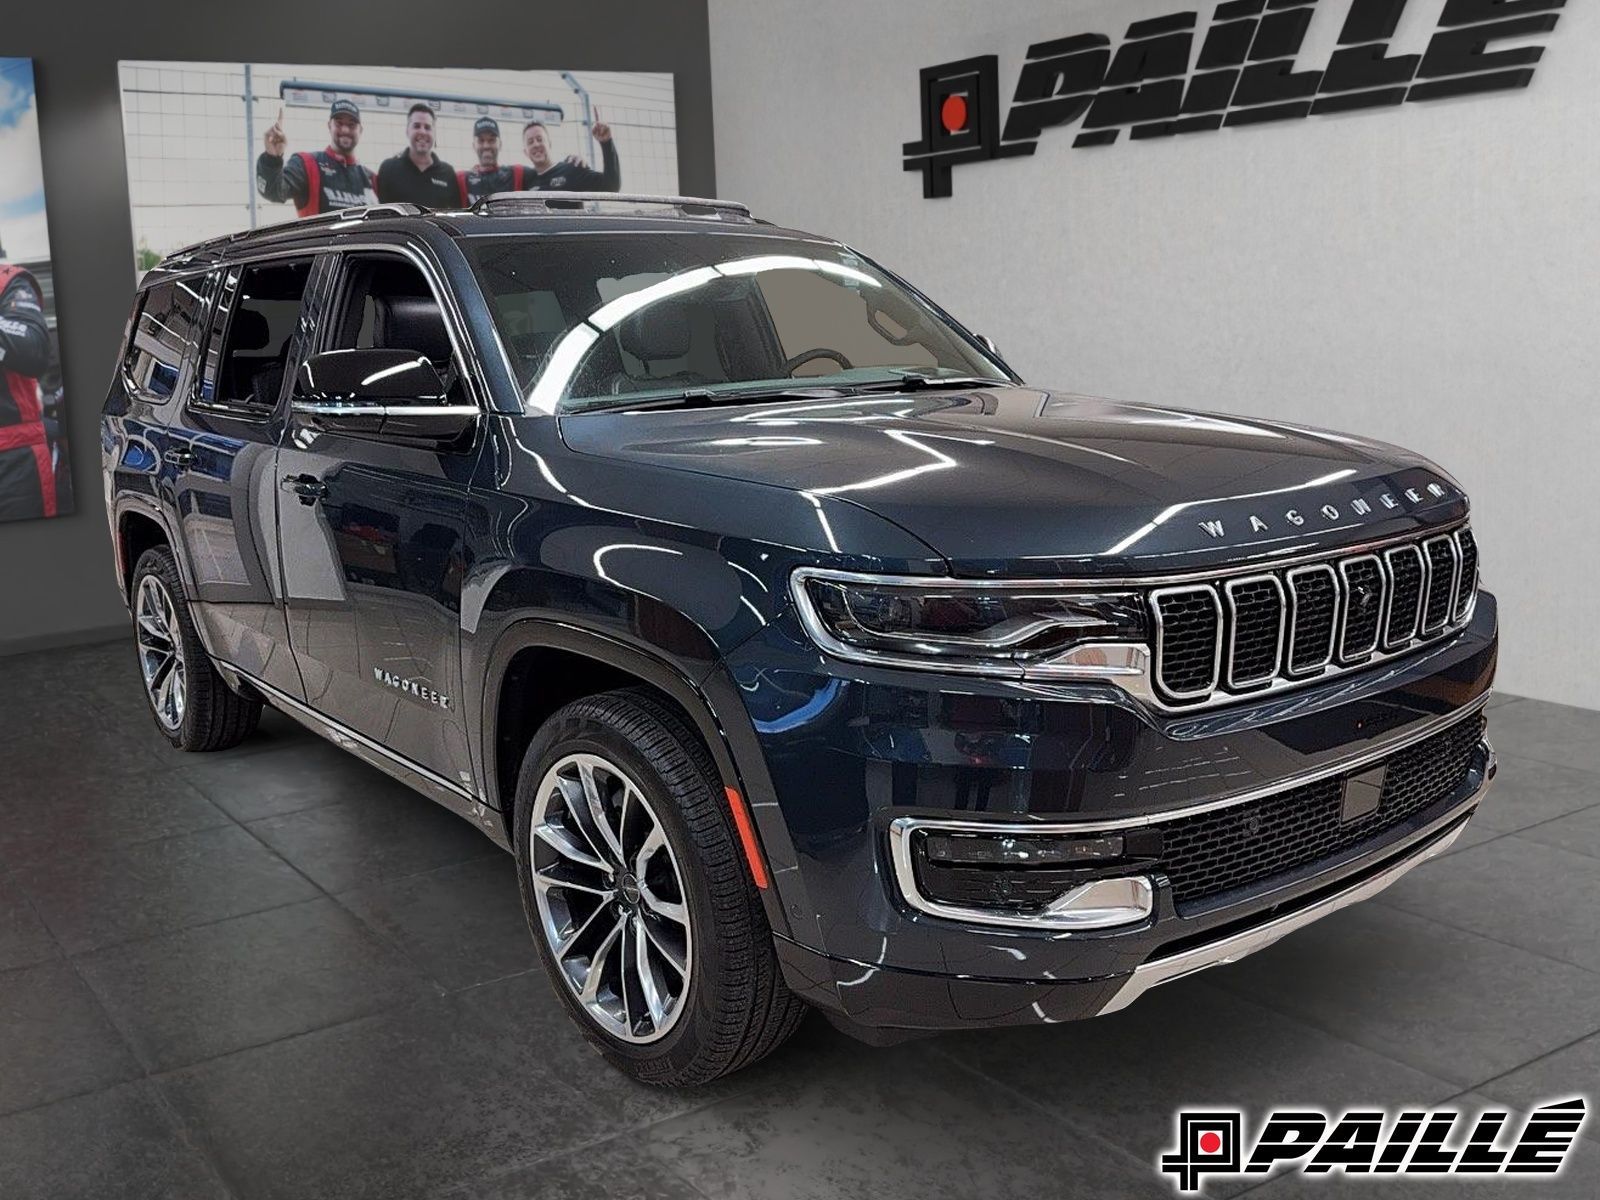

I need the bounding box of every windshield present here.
[464,232,1010,413]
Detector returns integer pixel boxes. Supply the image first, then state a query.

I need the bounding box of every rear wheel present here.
[131,546,261,752]
[513,688,806,1085]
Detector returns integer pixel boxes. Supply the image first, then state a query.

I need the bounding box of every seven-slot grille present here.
[1150,526,1478,705]
[1156,711,1486,907]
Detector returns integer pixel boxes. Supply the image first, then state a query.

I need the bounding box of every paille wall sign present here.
[904,0,1565,197]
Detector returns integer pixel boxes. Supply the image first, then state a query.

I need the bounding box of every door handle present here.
[281,473,328,505]
[163,446,195,468]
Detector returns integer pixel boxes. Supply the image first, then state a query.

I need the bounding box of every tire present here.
[513,687,807,1086]
[130,546,262,752]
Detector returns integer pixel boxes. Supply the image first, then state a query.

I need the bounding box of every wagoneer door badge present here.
[373,667,452,711]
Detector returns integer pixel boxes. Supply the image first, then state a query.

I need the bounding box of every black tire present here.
[513,687,807,1086]
[130,546,262,752]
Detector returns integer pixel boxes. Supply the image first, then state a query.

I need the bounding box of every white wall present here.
[710,0,1600,710]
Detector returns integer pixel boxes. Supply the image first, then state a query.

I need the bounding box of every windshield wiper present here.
[844,373,1002,394]
[571,385,850,414]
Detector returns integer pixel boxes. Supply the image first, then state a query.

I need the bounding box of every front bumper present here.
[721,590,1498,1031]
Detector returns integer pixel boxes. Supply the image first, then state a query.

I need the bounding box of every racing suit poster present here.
[0,57,71,524]
[116,62,680,278]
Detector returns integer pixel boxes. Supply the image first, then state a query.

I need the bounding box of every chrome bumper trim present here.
[1097,743,1495,1014]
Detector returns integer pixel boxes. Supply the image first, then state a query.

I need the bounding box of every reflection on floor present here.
[0,643,1595,1198]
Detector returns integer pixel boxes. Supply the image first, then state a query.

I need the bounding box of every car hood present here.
[558,386,1468,577]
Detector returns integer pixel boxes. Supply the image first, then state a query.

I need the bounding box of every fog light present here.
[923,832,1126,866]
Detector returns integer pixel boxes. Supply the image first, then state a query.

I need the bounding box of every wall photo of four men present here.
[119,63,679,274]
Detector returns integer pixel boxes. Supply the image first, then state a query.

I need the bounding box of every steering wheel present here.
[783,347,853,377]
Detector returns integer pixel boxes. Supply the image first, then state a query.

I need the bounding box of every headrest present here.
[229,307,271,352]
[617,302,691,362]
[377,296,452,363]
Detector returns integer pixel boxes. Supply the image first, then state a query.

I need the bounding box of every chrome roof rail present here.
[468,192,753,220]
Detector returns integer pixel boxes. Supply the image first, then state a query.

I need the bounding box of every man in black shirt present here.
[376,104,458,209]
[456,117,530,205]
[257,99,378,216]
[521,111,621,192]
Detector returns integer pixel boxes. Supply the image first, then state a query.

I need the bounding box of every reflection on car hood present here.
[558,386,1469,577]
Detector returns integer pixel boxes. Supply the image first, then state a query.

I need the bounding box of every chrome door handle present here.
[281,473,328,504]
[163,446,194,468]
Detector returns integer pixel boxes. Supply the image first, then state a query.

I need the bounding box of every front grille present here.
[1148,525,1477,706]
[1156,711,1485,908]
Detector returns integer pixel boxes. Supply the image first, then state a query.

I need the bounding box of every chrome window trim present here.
[1221,574,1285,690]
[1284,563,1339,677]
[1381,543,1425,649]
[1420,534,1458,636]
[292,402,480,418]
[1336,554,1386,663]
[1149,584,1224,701]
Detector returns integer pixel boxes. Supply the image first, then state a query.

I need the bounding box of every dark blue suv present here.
[101,194,1497,1084]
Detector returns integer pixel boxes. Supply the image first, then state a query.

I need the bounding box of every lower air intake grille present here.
[1155,711,1486,908]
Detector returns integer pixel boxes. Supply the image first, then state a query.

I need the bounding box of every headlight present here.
[790,568,1147,676]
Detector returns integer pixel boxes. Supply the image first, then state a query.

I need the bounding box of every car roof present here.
[144,195,839,286]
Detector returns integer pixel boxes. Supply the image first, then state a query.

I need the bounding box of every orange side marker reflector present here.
[723,786,770,890]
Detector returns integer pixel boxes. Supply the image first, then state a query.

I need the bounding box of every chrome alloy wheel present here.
[530,753,693,1044]
[135,574,186,732]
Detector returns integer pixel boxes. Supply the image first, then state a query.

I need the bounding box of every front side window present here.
[124,277,207,398]
[322,253,466,403]
[466,234,1008,412]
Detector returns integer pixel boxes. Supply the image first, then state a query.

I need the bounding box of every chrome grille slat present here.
[1149,524,1478,706]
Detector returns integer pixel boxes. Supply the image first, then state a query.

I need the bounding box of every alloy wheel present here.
[135,574,186,732]
[530,752,693,1043]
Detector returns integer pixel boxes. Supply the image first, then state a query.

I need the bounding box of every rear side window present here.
[196,258,314,414]
[123,278,206,398]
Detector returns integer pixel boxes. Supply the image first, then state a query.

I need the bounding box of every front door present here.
[276,247,483,791]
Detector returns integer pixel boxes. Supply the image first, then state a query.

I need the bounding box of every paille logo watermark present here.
[904,0,1567,198]
[1159,1098,1587,1192]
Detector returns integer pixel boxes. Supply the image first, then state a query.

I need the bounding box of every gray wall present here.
[710,0,1597,710]
[0,0,717,656]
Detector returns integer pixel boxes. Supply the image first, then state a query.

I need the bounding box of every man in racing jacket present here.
[256,98,378,217]
[457,117,531,205]
[521,111,621,192]
[0,255,56,521]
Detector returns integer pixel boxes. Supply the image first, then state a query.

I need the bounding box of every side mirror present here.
[977,334,1002,359]
[292,349,476,445]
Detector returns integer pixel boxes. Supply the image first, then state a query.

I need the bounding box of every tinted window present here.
[201,258,314,413]
[124,277,206,398]
[466,234,1006,411]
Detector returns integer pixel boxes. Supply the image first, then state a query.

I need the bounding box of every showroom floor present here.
[1,641,1596,1200]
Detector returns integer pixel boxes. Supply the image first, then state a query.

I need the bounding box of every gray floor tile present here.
[1517,803,1600,862]
[1476,1031,1600,1115]
[0,960,142,1116]
[1376,836,1600,973]
[0,767,231,869]
[453,970,763,1129]
[0,1080,230,1200]
[1209,904,1600,1088]
[6,720,173,786]
[1440,818,1504,857]
[158,991,610,1200]
[338,854,535,992]
[246,791,501,894]
[942,979,1457,1195]
[441,1133,710,1200]
[0,869,57,972]
[631,1027,1169,1200]
[12,825,320,955]
[1485,693,1526,710]
[180,733,417,823]
[1470,754,1600,834]
[77,898,437,1072]
[1484,700,1600,774]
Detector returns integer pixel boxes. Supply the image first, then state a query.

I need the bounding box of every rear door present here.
[276,245,483,791]
[166,254,321,700]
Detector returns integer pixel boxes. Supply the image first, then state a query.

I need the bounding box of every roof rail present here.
[468,192,753,220]
[163,203,428,264]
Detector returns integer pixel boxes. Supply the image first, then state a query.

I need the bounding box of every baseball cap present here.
[473,117,500,137]
[329,98,361,121]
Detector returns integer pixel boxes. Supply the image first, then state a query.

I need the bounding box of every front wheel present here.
[130,546,261,752]
[513,688,806,1085]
